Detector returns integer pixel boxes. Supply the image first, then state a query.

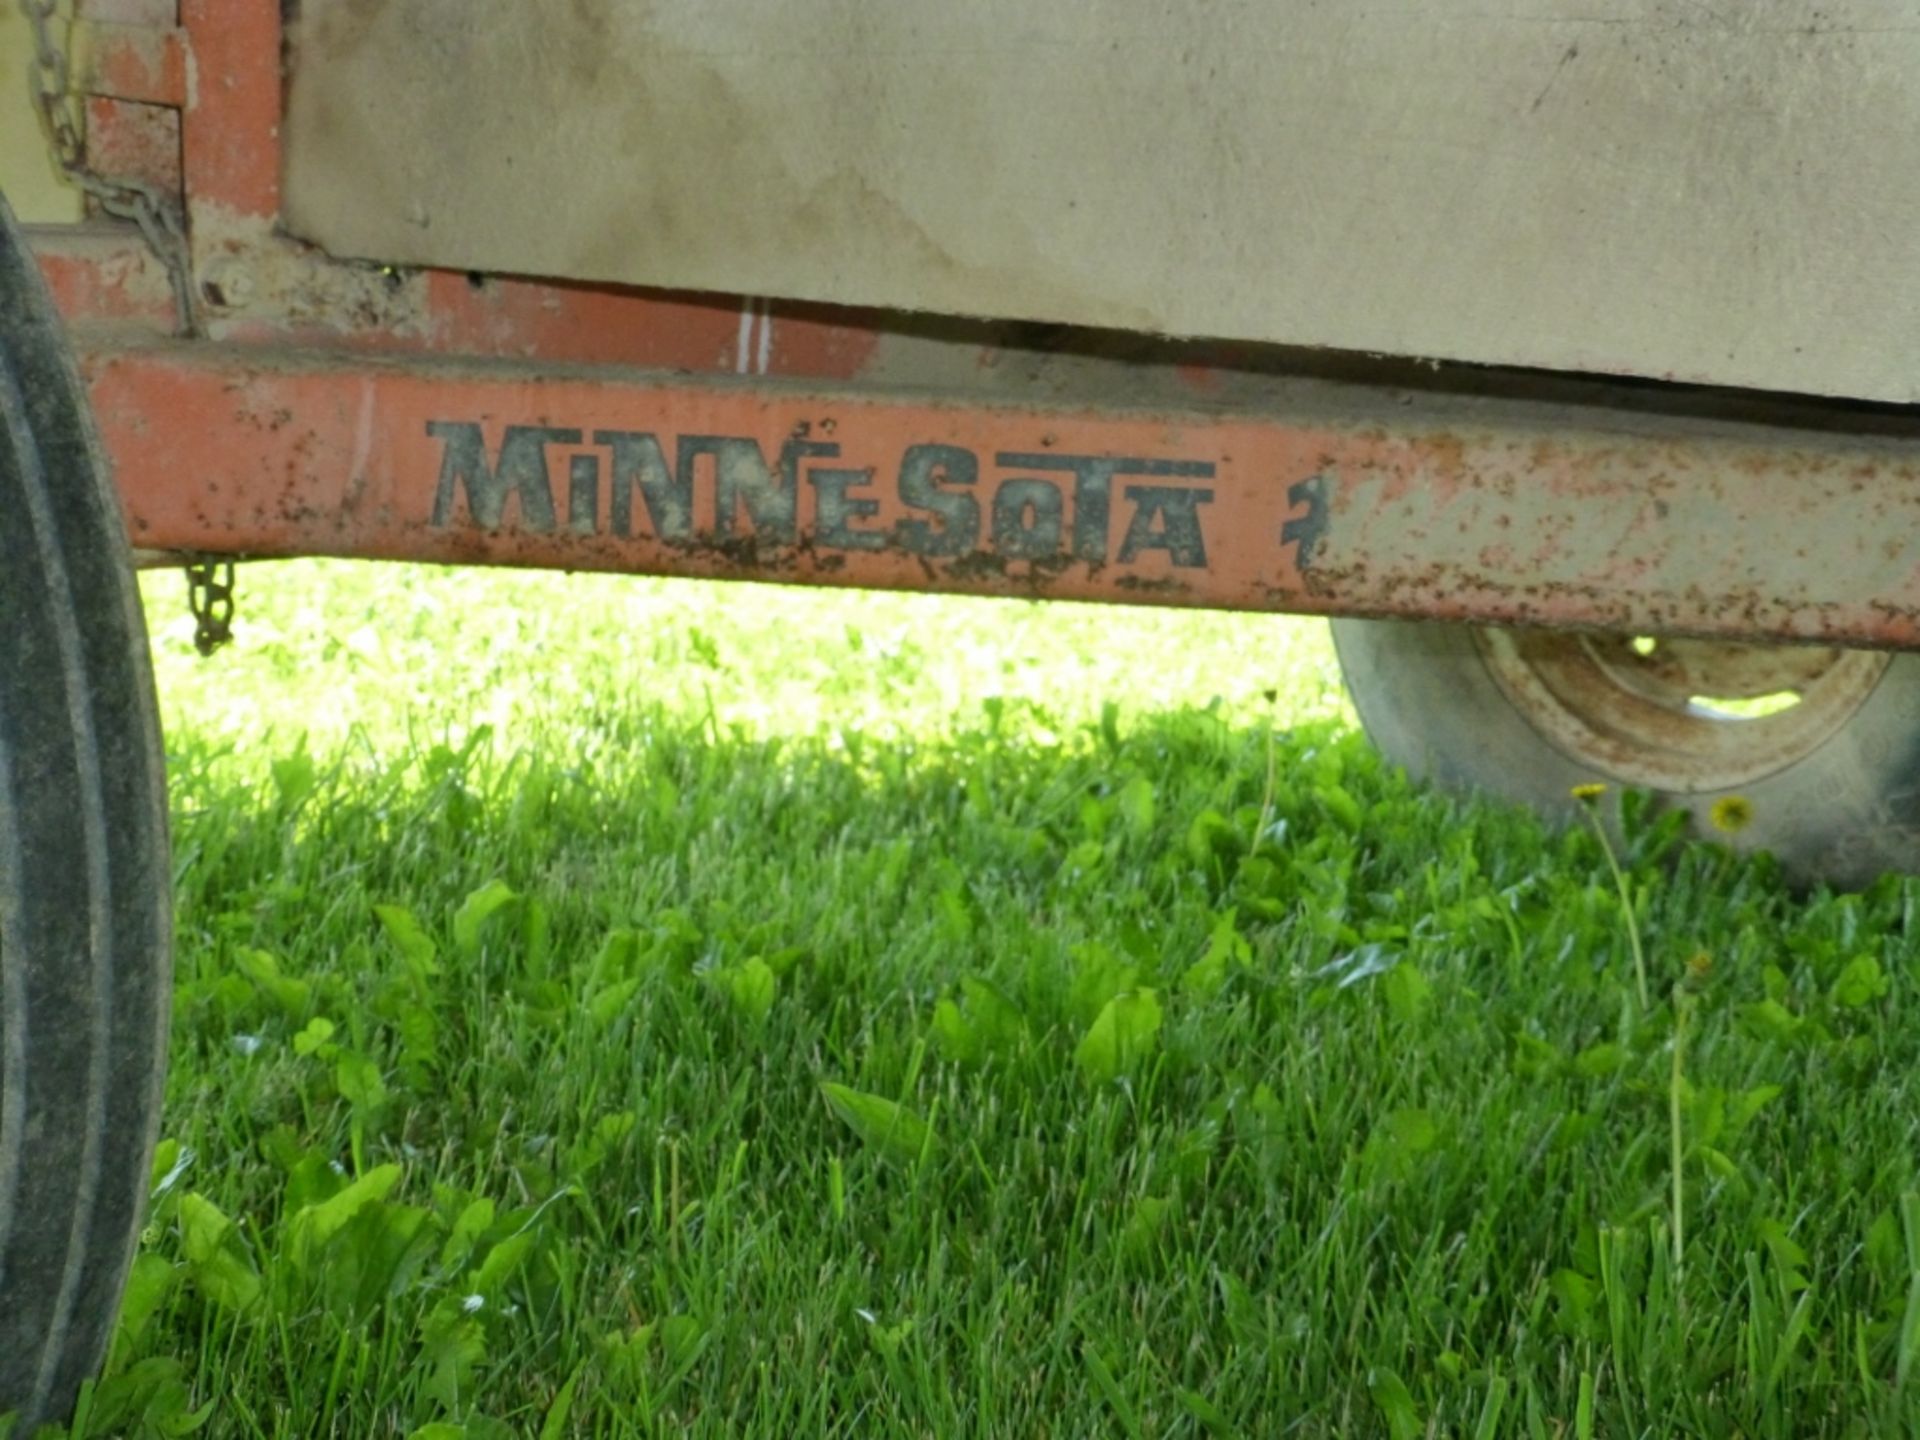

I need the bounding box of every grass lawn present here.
[68,561,1920,1437]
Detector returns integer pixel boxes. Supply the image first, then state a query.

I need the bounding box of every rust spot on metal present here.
[943,551,1010,582]
[58,290,1920,650]
[1114,574,1191,596]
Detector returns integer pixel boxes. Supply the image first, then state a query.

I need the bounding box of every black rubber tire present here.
[0,192,171,1427]
[1330,617,1920,891]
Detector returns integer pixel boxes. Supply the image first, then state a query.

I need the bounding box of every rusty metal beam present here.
[73,336,1920,648]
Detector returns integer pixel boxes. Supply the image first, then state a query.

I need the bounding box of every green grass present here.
[52,563,1920,1436]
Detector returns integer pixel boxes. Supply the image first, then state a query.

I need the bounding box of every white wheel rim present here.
[1475,630,1891,793]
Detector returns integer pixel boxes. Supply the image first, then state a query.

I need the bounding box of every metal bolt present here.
[199,260,256,309]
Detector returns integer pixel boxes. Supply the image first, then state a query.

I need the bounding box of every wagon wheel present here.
[0,192,171,1426]
[1331,618,1920,890]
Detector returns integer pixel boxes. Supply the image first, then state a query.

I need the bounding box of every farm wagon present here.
[5,0,1920,1423]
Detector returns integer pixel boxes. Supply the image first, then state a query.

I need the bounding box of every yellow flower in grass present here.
[1709,795,1754,834]
[1685,950,1714,982]
[1570,782,1608,804]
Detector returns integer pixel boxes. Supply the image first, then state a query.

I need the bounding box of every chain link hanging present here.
[184,560,235,656]
[21,1,222,647]
[19,0,195,333]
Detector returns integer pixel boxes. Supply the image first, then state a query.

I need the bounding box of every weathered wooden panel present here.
[282,1,1920,402]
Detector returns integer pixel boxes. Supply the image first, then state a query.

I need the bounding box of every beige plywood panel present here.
[283,1,1920,402]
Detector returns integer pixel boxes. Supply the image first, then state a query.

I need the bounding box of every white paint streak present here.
[734,296,756,374]
[347,377,376,493]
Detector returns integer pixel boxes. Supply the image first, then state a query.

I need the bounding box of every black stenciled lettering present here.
[1281,473,1331,570]
[427,421,576,532]
[991,478,1064,559]
[592,429,689,540]
[994,454,1215,564]
[567,454,599,536]
[680,435,838,546]
[994,452,1111,563]
[893,444,980,557]
[811,468,886,551]
[1118,485,1215,567]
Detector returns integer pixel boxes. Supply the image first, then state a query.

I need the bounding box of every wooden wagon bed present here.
[283,0,1920,404]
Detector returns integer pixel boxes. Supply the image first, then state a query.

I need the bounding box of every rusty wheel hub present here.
[1475,630,1891,793]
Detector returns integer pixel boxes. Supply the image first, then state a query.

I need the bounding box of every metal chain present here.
[20,0,196,333]
[185,559,235,657]
[25,3,217,650]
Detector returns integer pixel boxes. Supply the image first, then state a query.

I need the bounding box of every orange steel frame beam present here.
[34,0,1920,649]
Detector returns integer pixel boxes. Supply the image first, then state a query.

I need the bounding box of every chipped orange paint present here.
[178,0,279,221]
[71,339,1920,649]
[76,20,189,107]
[36,232,176,329]
[411,277,881,381]
[83,96,180,196]
[82,344,1305,609]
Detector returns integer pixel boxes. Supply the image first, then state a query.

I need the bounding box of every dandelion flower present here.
[1685,951,1713,982]
[1709,795,1754,834]
[1571,782,1608,804]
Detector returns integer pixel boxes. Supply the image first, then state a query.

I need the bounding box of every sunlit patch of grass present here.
[34,563,1920,1436]
[139,560,1350,758]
